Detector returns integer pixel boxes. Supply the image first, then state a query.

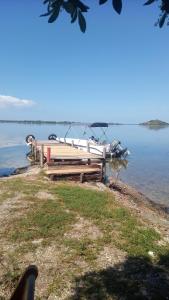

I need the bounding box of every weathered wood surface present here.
[45,165,101,175]
[49,173,102,182]
[33,141,102,160]
[30,140,105,182]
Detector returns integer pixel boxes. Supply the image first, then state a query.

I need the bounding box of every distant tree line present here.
[0,120,72,125]
[41,0,169,32]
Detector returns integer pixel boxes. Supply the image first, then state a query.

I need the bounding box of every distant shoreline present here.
[0,120,139,125]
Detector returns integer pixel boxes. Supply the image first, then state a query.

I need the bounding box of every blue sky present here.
[0,0,168,123]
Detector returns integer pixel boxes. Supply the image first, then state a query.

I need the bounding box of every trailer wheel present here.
[26,134,35,143]
[48,134,57,140]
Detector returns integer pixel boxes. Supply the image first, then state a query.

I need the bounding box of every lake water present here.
[0,123,169,207]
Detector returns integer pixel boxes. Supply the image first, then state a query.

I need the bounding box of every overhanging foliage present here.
[41,0,169,32]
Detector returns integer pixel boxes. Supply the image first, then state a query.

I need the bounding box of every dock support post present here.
[101,162,103,181]
[31,143,33,155]
[80,173,84,183]
[47,147,51,164]
[87,141,90,153]
[40,144,44,168]
[101,161,106,182]
[103,147,106,159]
[34,141,37,161]
[71,140,74,147]
[102,146,106,182]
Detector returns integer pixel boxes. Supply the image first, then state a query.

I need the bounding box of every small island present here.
[140,119,169,130]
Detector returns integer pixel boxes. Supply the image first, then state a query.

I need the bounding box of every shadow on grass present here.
[69,254,169,300]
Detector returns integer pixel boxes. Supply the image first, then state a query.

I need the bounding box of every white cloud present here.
[0,95,35,108]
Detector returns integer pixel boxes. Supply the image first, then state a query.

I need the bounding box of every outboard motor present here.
[111,140,129,158]
[115,148,128,158]
[111,140,121,152]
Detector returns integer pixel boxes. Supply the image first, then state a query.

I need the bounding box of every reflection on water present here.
[109,158,128,171]
[0,123,168,207]
[107,159,128,181]
[140,124,169,131]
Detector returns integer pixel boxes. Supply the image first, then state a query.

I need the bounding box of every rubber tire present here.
[26,134,35,143]
[48,134,57,140]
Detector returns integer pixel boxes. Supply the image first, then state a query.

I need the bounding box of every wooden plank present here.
[50,173,102,182]
[47,156,102,160]
[47,162,100,167]
[47,164,101,170]
[40,145,44,168]
[36,144,102,159]
[34,140,60,146]
[45,167,101,175]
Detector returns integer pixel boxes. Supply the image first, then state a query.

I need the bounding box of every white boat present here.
[47,122,130,159]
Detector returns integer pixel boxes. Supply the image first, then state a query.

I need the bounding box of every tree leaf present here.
[51,0,63,9]
[161,0,169,14]
[40,11,51,17]
[63,1,74,14]
[112,0,122,14]
[78,10,86,32]
[71,9,78,23]
[159,13,167,28]
[48,7,60,23]
[144,0,156,5]
[76,1,89,12]
[99,0,108,4]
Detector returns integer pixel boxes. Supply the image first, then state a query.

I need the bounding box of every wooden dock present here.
[29,140,106,182]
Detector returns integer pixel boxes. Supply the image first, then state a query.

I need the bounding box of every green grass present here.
[1,180,168,258]
[54,185,109,219]
[1,178,169,299]
[0,178,49,196]
[9,200,75,243]
[54,185,165,257]
[64,238,99,263]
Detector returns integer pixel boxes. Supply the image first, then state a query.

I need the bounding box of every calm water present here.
[0,123,169,207]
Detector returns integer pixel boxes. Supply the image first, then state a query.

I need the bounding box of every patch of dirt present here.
[64,216,103,240]
[48,285,73,300]
[0,242,72,298]
[0,244,63,299]
[36,191,55,200]
[0,192,28,227]
[0,187,8,194]
[96,245,126,269]
[83,182,107,192]
[32,238,44,245]
[21,244,89,299]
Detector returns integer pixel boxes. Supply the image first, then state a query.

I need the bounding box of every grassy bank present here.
[0,174,169,299]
